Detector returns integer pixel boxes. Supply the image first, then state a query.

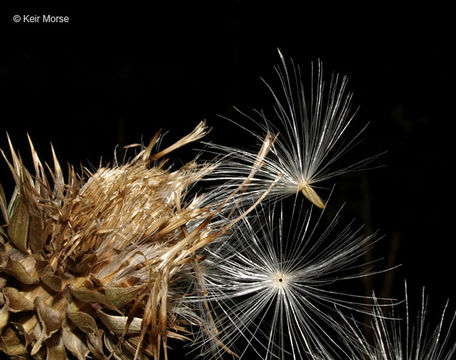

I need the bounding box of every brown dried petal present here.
[0,228,7,245]
[61,327,89,360]
[45,333,66,360]
[66,310,98,334]
[40,273,63,293]
[50,144,65,198]
[3,287,34,312]
[7,195,29,253]
[103,334,134,360]
[0,257,40,285]
[0,276,7,290]
[0,293,9,332]
[28,211,44,254]
[86,329,108,360]
[10,320,36,348]
[105,286,141,309]
[31,297,62,355]
[0,183,8,224]
[69,287,112,308]
[0,326,27,356]
[97,309,142,336]
[35,260,61,291]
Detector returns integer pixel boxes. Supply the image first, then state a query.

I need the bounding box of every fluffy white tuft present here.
[203,51,378,209]
[189,200,386,359]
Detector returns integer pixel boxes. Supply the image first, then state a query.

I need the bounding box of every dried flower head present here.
[0,122,257,360]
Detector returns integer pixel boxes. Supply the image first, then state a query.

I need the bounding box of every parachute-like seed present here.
[204,50,377,209]
[336,284,456,360]
[189,200,386,359]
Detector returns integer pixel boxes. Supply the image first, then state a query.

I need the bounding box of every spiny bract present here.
[0,123,244,360]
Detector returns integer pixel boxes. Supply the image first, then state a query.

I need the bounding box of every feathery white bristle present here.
[335,285,456,360]
[188,200,385,359]
[203,53,378,209]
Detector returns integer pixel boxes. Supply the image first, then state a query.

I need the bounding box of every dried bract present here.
[0,122,251,360]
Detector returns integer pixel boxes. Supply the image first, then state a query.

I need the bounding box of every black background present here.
[1,2,455,357]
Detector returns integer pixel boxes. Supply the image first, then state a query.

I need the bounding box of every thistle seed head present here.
[0,122,250,360]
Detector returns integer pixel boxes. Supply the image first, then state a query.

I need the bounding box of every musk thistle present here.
[1,52,451,360]
[0,122,269,359]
